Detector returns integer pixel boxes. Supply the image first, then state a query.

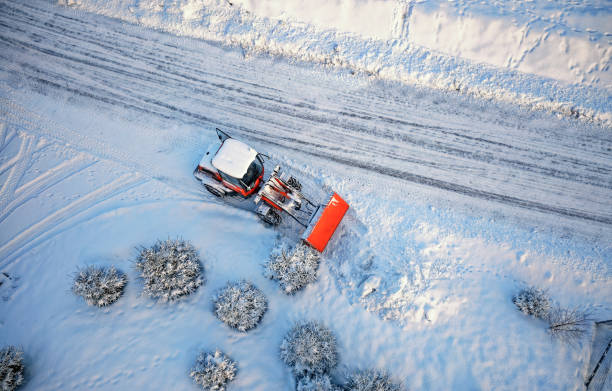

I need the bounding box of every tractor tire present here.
[287,176,302,192]
[260,209,282,226]
[205,184,225,198]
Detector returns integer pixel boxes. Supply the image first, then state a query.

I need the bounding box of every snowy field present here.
[0,0,611,390]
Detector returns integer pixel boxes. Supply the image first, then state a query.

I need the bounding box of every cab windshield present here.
[240,157,263,188]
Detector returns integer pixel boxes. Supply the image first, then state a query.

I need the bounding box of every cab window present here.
[241,158,263,187]
[219,172,242,189]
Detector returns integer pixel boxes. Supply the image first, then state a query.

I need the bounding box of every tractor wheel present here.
[260,209,282,226]
[287,176,302,192]
[205,184,225,198]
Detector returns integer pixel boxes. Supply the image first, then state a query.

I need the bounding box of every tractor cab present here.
[194,129,264,197]
[212,138,264,196]
[194,128,349,253]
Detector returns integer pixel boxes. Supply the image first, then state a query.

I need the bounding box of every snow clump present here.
[72,265,127,307]
[512,287,551,319]
[266,242,321,294]
[190,349,237,391]
[213,280,268,332]
[297,373,341,391]
[135,239,203,302]
[345,369,402,391]
[0,346,24,391]
[280,321,338,376]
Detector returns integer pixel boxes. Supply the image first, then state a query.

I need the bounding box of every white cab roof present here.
[198,141,221,172]
[212,138,258,178]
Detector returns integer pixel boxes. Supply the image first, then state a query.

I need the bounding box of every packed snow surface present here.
[0,1,610,390]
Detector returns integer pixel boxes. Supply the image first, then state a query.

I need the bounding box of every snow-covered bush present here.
[280,321,338,376]
[190,349,237,391]
[72,265,127,307]
[345,369,401,391]
[265,243,321,294]
[297,374,340,391]
[135,239,203,302]
[512,287,551,319]
[513,287,592,344]
[547,306,592,343]
[0,346,24,391]
[213,280,268,332]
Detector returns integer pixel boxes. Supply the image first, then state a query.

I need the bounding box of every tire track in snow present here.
[0,152,97,225]
[0,122,15,152]
[0,173,148,267]
[224,126,612,225]
[0,101,211,268]
[0,1,611,228]
[0,132,35,214]
[0,98,204,199]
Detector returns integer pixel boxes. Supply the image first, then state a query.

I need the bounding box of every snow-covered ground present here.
[60,0,612,127]
[0,0,611,390]
[230,0,612,89]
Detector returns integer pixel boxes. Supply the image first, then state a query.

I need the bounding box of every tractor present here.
[194,128,348,252]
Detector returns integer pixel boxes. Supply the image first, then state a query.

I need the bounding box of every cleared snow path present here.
[1,1,611,233]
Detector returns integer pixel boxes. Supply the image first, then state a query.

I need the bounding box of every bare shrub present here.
[280,321,338,376]
[135,239,203,302]
[547,306,592,343]
[72,265,127,307]
[297,373,340,391]
[513,287,593,344]
[512,287,551,319]
[0,346,24,391]
[213,280,268,332]
[345,369,402,391]
[190,349,237,391]
[265,243,321,294]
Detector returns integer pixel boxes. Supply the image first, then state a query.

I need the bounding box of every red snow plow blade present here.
[302,193,349,252]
